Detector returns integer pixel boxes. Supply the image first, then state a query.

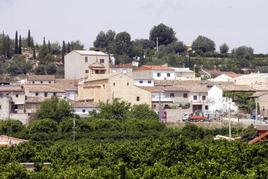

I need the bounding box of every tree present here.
[93,30,116,53]
[47,40,51,53]
[29,119,58,133]
[35,97,73,123]
[232,46,254,60]
[70,40,84,50]
[192,35,215,54]
[6,35,11,58]
[33,47,36,59]
[90,99,131,120]
[27,29,32,47]
[130,104,159,120]
[7,55,33,75]
[18,35,22,54]
[61,40,66,62]
[149,23,177,46]
[220,43,229,54]
[114,32,131,55]
[14,31,19,54]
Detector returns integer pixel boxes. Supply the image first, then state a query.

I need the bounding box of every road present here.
[222,117,267,125]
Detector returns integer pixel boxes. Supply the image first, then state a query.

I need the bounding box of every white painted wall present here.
[74,107,98,118]
[134,80,154,87]
[209,74,233,82]
[152,71,176,80]
[0,96,10,119]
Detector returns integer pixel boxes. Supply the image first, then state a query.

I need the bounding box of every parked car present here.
[182,113,189,122]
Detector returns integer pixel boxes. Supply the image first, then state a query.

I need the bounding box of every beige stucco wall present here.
[65,51,110,79]
[78,74,151,106]
[258,94,268,117]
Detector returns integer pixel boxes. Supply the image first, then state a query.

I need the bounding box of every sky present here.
[0,0,267,53]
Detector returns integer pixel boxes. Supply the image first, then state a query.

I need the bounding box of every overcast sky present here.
[1,0,267,53]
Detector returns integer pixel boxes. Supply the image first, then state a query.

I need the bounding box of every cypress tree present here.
[66,42,71,53]
[43,37,46,47]
[2,31,6,56]
[14,31,18,54]
[18,35,22,54]
[61,40,66,63]
[27,29,31,47]
[6,35,11,58]
[33,47,36,59]
[48,40,51,53]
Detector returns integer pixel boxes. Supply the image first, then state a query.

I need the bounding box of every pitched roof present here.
[222,72,241,78]
[27,75,55,81]
[136,65,174,72]
[71,100,98,108]
[54,79,79,91]
[0,85,24,92]
[74,50,108,56]
[84,73,121,82]
[24,85,65,93]
[112,63,133,68]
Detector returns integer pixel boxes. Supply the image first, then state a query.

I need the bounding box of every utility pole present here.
[228,98,231,138]
[255,98,258,124]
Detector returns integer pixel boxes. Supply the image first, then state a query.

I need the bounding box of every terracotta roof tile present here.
[27,75,55,81]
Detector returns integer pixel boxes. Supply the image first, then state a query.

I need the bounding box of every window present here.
[202,96,206,100]
[193,96,197,100]
[85,70,89,73]
[205,105,209,110]
[153,104,156,109]
[157,73,161,77]
[49,81,51,84]
[40,81,43,84]
[85,57,88,62]
[32,81,35,84]
[127,82,129,86]
[35,92,39,96]
[113,82,115,86]
[183,93,188,98]
[148,80,151,84]
[15,94,19,98]
[167,73,170,77]
[136,96,140,102]
[44,92,48,97]
[82,109,86,113]
[0,105,1,109]
[170,93,174,98]
[25,96,27,100]
[53,92,56,96]
[139,80,143,84]
[100,59,104,63]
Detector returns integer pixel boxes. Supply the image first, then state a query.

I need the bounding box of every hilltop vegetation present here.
[1,24,268,81]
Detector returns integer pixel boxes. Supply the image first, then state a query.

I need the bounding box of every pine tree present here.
[14,31,19,54]
[18,35,22,54]
[27,29,31,47]
[61,40,66,63]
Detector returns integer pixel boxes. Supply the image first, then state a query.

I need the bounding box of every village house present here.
[233,73,268,90]
[72,100,98,118]
[132,65,176,87]
[110,63,133,74]
[0,85,28,123]
[251,92,268,119]
[64,50,111,79]
[209,72,241,82]
[173,67,199,80]
[78,73,152,106]
[26,75,56,84]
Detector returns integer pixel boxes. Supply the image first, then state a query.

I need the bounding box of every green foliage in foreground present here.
[0,117,265,178]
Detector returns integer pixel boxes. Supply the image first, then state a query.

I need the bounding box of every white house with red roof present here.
[133,65,176,86]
